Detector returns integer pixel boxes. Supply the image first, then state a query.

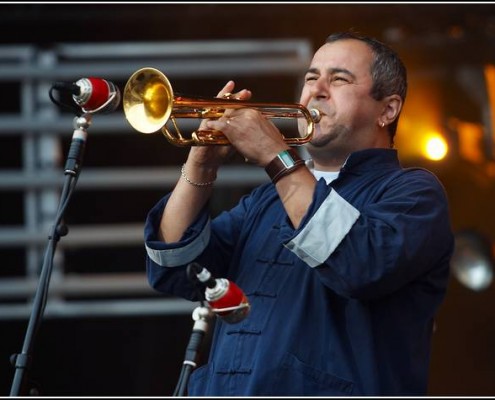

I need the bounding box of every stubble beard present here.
[308,123,349,148]
[306,123,352,164]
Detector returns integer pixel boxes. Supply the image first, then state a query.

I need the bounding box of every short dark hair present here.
[325,32,408,145]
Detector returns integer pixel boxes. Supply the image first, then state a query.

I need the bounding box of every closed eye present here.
[305,75,318,82]
[332,75,349,83]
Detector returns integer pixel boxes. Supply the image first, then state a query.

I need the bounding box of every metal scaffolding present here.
[0,39,312,319]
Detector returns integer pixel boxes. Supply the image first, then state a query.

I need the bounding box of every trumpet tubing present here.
[123,67,320,146]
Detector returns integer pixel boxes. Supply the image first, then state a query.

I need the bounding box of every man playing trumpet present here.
[143,31,454,396]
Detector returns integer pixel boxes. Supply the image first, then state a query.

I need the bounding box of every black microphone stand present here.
[172,306,213,397]
[9,113,92,396]
[172,264,214,397]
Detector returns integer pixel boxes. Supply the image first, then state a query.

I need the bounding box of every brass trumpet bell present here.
[123,67,320,147]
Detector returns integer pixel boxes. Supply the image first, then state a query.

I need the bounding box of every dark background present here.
[1,2,495,396]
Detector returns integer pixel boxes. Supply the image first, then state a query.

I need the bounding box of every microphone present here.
[188,263,250,324]
[52,77,121,114]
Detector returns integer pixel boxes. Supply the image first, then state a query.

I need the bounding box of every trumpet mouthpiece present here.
[310,109,322,123]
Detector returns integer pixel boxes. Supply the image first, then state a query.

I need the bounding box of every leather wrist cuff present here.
[265,148,305,184]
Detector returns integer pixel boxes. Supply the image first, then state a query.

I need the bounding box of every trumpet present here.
[123,67,322,147]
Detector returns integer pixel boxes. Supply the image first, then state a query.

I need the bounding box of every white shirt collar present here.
[305,159,340,184]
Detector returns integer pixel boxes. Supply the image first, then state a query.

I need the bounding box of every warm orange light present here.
[423,133,448,161]
[397,116,449,162]
[455,119,485,164]
[484,64,495,157]
[395,76,448,163]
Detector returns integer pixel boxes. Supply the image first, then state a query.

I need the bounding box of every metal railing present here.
[0,39,312,319]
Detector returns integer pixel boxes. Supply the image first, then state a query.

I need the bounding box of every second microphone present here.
[189,262,250,324]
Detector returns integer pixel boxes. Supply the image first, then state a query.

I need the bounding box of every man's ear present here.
[381,94,402,125]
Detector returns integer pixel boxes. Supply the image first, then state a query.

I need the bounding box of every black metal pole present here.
[173,306,213,397]
[9,114,92,396]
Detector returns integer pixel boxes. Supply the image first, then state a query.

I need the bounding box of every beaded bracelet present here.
[180,164,216,187]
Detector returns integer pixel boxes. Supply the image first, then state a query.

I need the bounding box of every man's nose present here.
[309,78,329,99]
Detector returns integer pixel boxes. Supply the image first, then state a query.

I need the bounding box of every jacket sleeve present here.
[283,169,454,300]
[144,189,258,299]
